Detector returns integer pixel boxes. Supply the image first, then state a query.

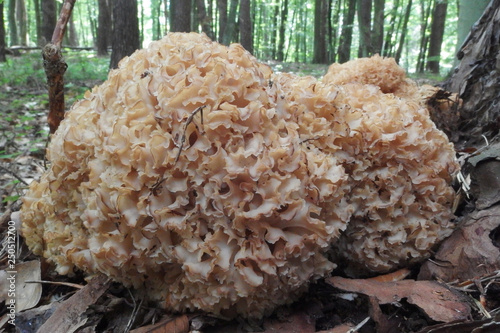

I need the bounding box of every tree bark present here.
[110,0,140,69]
[0,2,6,62]
[41,0,57,45]
[239,0,252,53]
[171,0,191,32]
[276,0,288,61]
[97,0,112,56]
[217,0,227,43]
[16,0,28,45]
[222,0,238,45]
[372,0,384,54]
[338,0,356,63]
[395,0,412,63]
[445,0,500,147]
[8,0,18,45]
[197,0,215,40]
[426,1,447,73]
[313,0,328,63]
[43,0,76,134]
[357,0,372,57]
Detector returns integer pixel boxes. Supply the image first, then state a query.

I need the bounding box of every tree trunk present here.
[445,0,500,147]
[110,0,140,69]
[33,0,42,46]
[338,0,356,63]
[416,0,432,73]
[197,0,215,40]
[97,0,112,56]
[239,0,252,53]
[426,1,447,73]
[313,0,328,63]
[276,0,288,61]
[16,0,28,45]
[395,0,411,63]
[41,0,57,45]
[357,0,372,57]
[372,0,384,54]
[8,0,18,45]
[217,0,227,42]
[0,2,6,62]
[222,0,238,45]
[170,0,191,32]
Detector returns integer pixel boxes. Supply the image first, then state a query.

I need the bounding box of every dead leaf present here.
[130,315,190,333]
[36,274,111,333]
[326,276,470,323]
[15,260,43,312]
[419,205,500,282]
[262,310,316,333]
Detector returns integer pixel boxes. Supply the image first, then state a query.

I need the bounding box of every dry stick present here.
[42,0,77,134]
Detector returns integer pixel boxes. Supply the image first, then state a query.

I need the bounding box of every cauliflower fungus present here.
[21,32,459,319]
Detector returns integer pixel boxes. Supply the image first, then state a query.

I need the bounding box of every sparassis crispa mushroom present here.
[20,32,459,319]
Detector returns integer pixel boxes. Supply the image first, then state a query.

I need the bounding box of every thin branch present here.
[43,0,77,134]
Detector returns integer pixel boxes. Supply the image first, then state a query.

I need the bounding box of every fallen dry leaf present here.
[326,276,470,323]
[14,260,42,312]
[36,274,111,333]
[130,315,189,333]
[419,204,500,282]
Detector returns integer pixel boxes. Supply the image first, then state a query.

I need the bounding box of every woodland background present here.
[1,0,500,332]
[0,0,492,73]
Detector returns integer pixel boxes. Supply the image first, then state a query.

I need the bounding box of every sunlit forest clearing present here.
[1,1,500,332]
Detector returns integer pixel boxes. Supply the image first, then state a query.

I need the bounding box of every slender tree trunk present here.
[97,0,111,56]
[34,0,42,45]
[416,0,432,72]
[384,0,400,57]
[16,0,28,45]
[426,0,447,73]
[0,2,6,62]
[239,0,252,53]
[372,0,384,54]
[65,15,78,46]
[110,0,140,69]
[395,0,411,63]
[171,0,191,32]
[217,0,227,42]
[222,0,238,45]
[8,0,18,45]
[197,0,215,40]
[357,0,372,57]
[41,0,57,45]
[338,0,356,63]
[276,0,288,61]
[271,3,278,58]
[313,0,328,63]
[152,0,161,40]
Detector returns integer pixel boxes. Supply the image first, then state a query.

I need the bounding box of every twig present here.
[43,0,76,134]
[25,280,84,289]
[174,105,206,164]
[0,165,29,186]
[347,316,370,333]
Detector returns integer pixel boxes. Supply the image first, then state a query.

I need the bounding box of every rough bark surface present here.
[42,0,76,134]
[444,0,500,148]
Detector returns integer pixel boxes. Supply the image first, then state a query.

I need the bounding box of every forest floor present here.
[0,51,499,333]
